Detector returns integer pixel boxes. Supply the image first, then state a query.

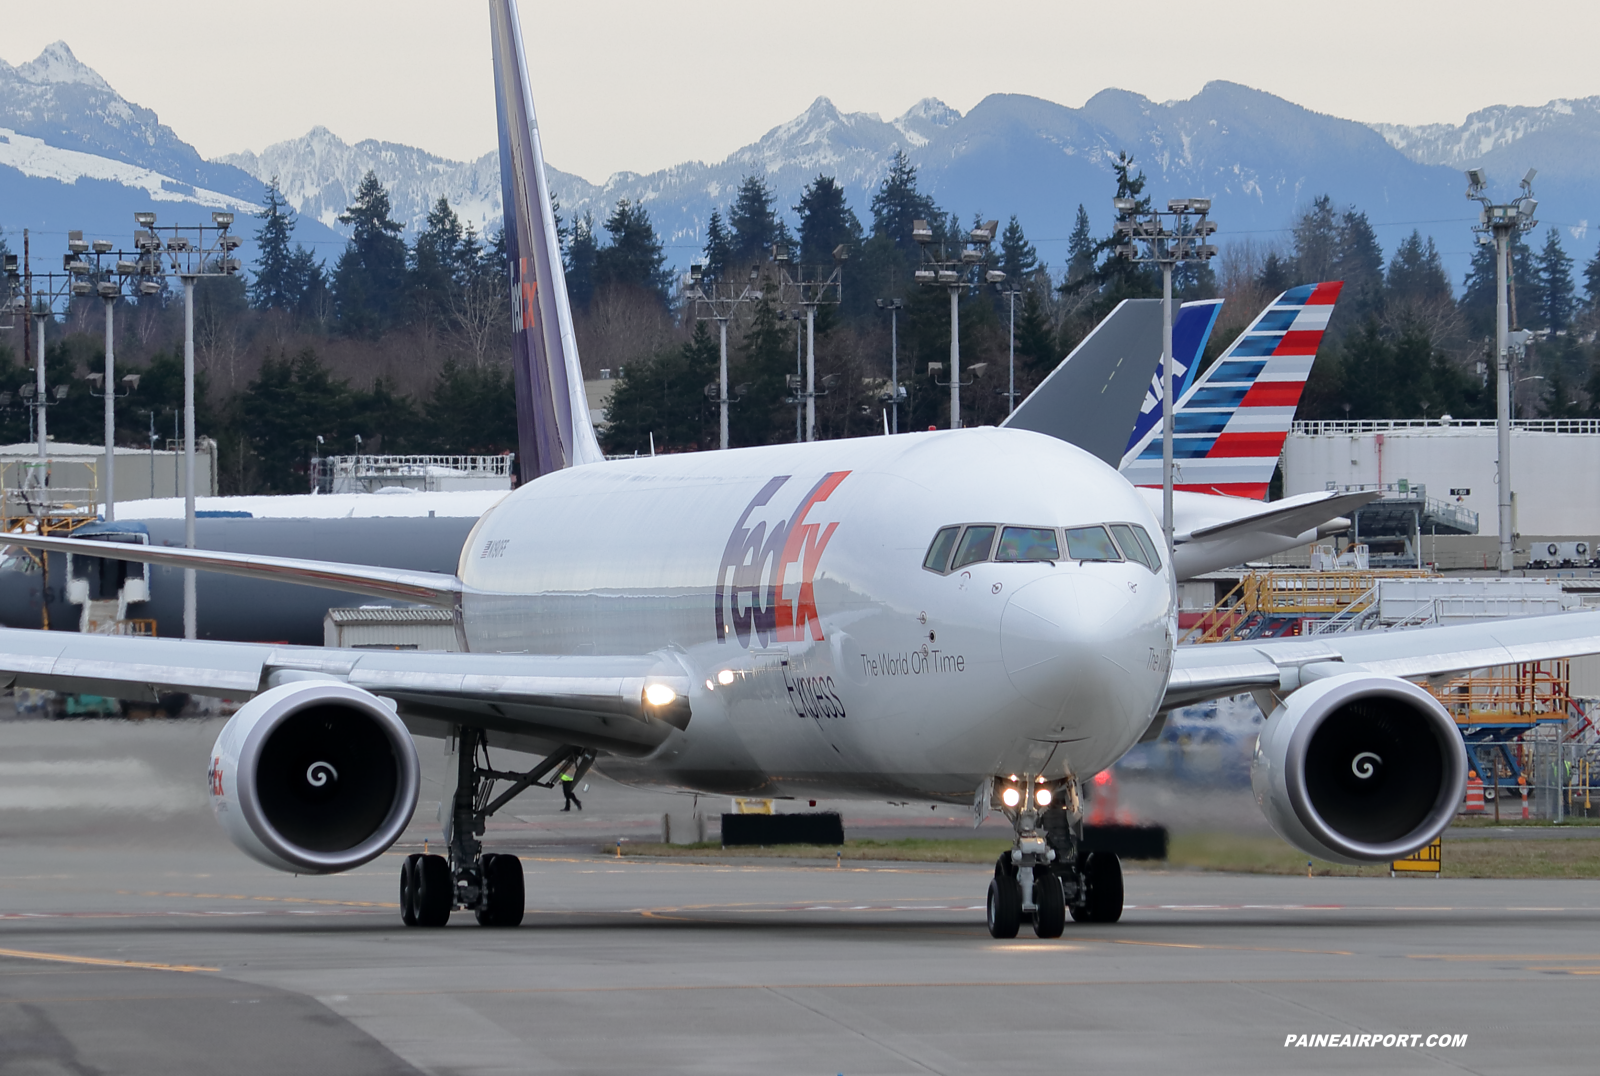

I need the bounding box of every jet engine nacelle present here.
[208,680,420,874]
[1251,672,1466,865]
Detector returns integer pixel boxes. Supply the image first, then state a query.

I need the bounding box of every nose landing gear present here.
[984,774,1123,938]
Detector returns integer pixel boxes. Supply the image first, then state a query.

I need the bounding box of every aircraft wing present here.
[1163,610,1600,710]
[0,627,691,757]
[9,533,461,607]
[1183,489,1379,542]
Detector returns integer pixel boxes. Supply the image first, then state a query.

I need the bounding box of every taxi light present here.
[1034,787,1053,807]
[643,683,677,707]
[717,669,735,686]
[1000,786,1022,808]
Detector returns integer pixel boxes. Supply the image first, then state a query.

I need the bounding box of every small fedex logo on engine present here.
[716,472,849,648]
[209,757,224,797]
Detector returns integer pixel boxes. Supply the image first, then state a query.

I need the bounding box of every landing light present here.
[716,669,735,686]
[1000,786,1022,808]
[644,683,677,707]
[1034,787,1053,808]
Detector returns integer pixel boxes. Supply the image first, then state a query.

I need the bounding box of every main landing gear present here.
[399,726,594,928]
[983,775,1123,939]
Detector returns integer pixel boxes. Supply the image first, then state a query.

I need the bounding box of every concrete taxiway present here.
[2,718,1596,1074]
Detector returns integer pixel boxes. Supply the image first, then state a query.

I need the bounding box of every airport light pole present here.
[994,279,1024,415]
[1465,167,1538,576]
[912,219,1003,429]
[774,244,845,442]
[134,210,243,638]
[1113,196,1218,583]
[71,232,158,522]
[875,298,906,433]
[686,263,760,450]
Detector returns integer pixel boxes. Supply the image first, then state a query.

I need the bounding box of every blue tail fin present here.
[489,0,604,479]
[1123,298,1223,456]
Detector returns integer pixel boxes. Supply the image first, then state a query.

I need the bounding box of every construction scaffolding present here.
[1182,563,1435,643]
[0,458,100,536]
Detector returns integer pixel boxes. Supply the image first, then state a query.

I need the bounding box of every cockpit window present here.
[996,526,1059,563]
[1064,526,1121,562]
[1111,524,1156,572]
[923,526,960,573]
[1131,524,1162,570]
[951,525,997,569]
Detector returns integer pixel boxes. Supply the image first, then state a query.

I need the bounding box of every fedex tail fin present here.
[1123,298,1223,456]
[1120,282,1342,499]
[489,0,604,480]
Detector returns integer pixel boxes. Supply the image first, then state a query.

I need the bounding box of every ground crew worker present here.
[560,767,582,812]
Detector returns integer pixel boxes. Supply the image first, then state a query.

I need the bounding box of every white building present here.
[1283,419,1600,539]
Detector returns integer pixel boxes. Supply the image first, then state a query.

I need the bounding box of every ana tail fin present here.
[489,0,604,479]
[1123,298,1224,457]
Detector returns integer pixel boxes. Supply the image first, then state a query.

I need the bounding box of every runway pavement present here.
[3,717,1597,1073]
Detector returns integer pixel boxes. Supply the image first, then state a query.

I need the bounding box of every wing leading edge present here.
[1164,609,1600,710]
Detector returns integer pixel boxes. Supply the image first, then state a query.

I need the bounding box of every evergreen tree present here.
[332,170,408,337]
[286,247,330,322]
[1292,196,1339,284]
[601,321,719,452]
[242,348,359,492]
[1087,153,1157,301]
[702,208,731,281]
[250,177,299,311]
[730,295,793,446]
[427,363,517,453]
[1333,209,1385,321]
[795,175,863,267]
[728,175,780,268]
[1459,230,1534,336]
[1386,231,1452,306]
[1257,251,1292,297]
[1535,227,1576,331]
[593,199,669,304]
[1013,287,1058,379]
[997,216,1039,284]
[564,212,598,309]
[1065,205,1094,286]
[1583,245,1600,308]
[409,196,467,325]
[869,151,937,255]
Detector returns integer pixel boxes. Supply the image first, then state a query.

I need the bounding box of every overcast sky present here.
[6,0,1599,181]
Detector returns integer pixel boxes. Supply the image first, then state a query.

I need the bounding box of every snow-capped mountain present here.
[6,39,1598,287]
[1371,98,1600,241]
[220,129,504,239]
[0,42,341,262]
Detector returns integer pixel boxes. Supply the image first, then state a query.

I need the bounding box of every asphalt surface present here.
[3,717,1597,1074]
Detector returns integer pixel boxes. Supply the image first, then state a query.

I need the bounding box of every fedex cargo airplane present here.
[8,0,1597,941]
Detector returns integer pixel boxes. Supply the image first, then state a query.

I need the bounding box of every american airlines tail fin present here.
[1120,282,1343,499]
[1123,298,1223,456]
[489,0,605,480]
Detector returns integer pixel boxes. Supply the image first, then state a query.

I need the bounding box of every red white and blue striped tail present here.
[1119,281,1342,500]
[489,0,605,480]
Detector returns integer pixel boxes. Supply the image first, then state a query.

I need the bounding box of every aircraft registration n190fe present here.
[7,0,1600,940]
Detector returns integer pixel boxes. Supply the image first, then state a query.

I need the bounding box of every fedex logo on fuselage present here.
[715,472,850,648]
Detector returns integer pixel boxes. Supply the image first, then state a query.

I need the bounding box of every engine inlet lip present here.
[1283,674,1467,862]
[235,680,420,873]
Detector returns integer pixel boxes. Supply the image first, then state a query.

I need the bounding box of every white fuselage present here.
[456,428,1173,802]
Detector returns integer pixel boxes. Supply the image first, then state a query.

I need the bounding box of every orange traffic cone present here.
[1519,773,1529,821]
[1464,770,1485,814]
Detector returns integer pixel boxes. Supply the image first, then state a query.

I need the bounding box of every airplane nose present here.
[1000,573,1133,708]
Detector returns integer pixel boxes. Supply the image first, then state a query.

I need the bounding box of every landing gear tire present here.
[399,854,422,926]
[1070,851,1123,924]
[987,873,1021,939]
[475,853,525,927]
[1032,868,1066,938]
[415,853,453,927]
